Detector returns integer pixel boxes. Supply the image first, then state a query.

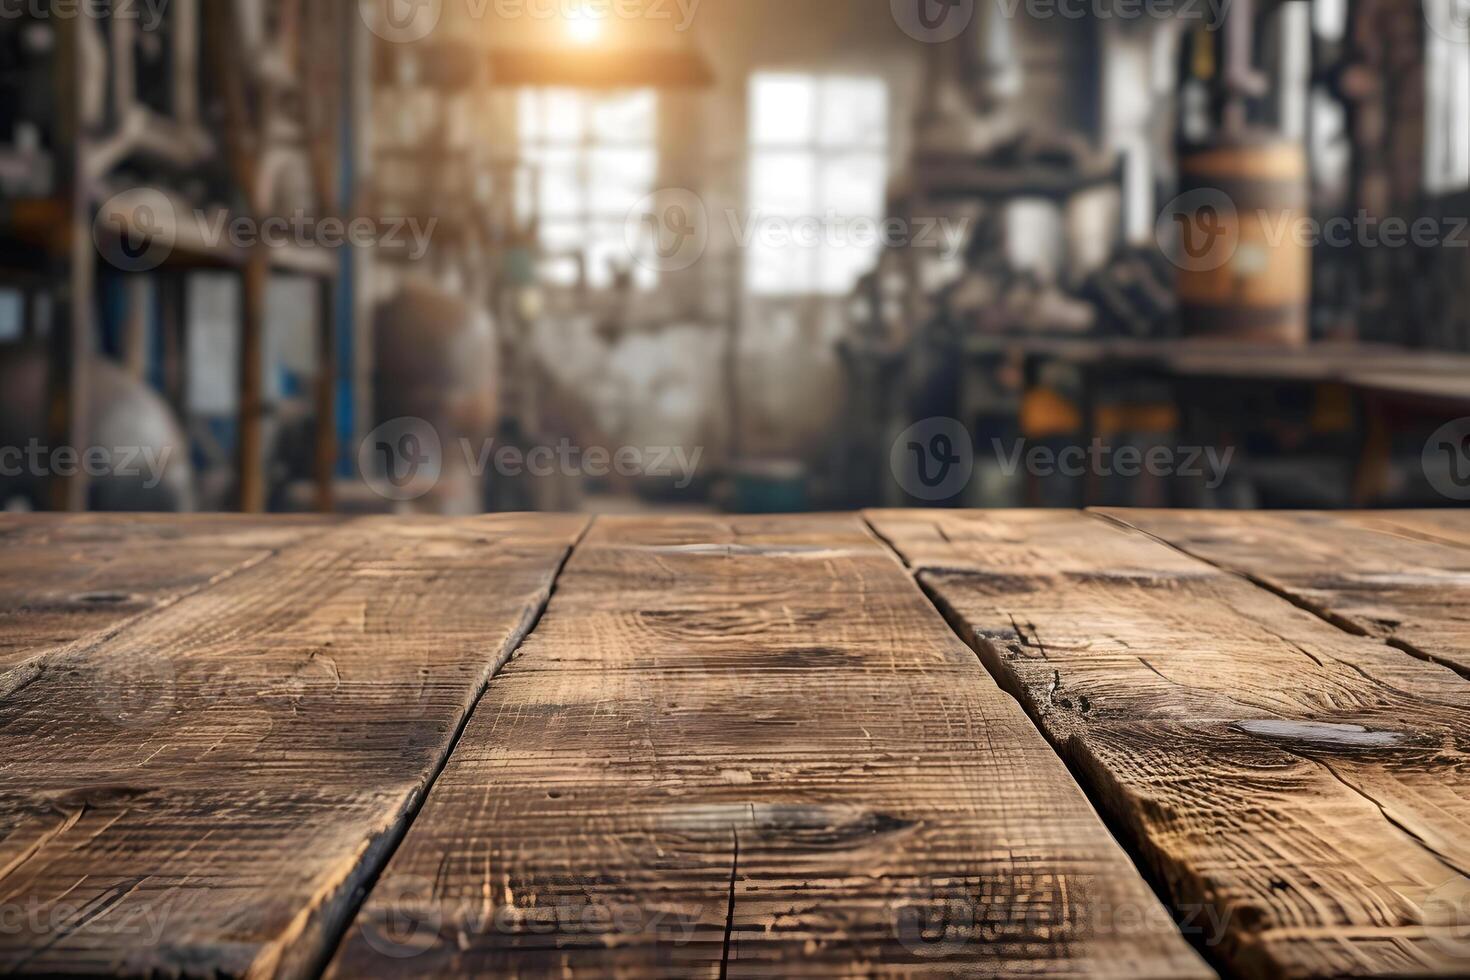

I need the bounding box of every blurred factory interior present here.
[1,0,1469,516]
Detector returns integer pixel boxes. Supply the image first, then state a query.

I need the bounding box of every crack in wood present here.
[869,509,1470,979]
[718,828,738,980]
[302,517,594,980]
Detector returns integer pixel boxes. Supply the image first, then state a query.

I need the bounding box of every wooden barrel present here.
[1175,137,1310,346]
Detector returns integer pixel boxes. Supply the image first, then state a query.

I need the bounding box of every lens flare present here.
[565,9,604,44]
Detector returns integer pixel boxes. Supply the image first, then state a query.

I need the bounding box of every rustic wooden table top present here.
[1,510,1468,979]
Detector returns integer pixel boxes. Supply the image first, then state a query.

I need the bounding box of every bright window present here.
[517,88,659,288]
[747,74,888,296]
[1425,0,1470,194]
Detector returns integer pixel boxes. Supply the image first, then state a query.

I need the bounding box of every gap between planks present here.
[860,511,1234,976]
[0,515,590,979]
[302,516,596,979]
[324,514,1211,978]
[1094,509,1470,684]
[867,509,1470,979]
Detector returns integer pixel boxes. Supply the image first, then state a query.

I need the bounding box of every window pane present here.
[747,237,817,295]
[819,238,879,296]
[539,254,582,287]
[533,148,584,218]
[590,90,657,144]
[540,220,584,255]
[751,150,817,217]
[819,152,885,294]
[588,147,656,215]
[751,74,817,146]
[541,88,586,142]
[819,152,886,216]
[747,74,888,297]
[587,222,637,290]
[518,87,658,287]
[819,77,887,149]
[1425,0,1470,193]
[517,89,542,145]
[0,289,21,342]
[514,163,538,225]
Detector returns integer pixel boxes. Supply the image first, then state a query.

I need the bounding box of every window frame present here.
[516,87,660,289]
[746,73,889,298]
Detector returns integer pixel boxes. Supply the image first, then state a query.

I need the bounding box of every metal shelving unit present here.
[0,0,353,513]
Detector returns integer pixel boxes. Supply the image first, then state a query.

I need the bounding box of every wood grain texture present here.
[0,514,585,978]
[1104,509,1470,678]
[0,514,336,694]
[326,515,1211,979]
[1345,511,1470,552]
[868,509,1470,979]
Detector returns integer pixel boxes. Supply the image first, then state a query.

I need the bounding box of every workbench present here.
[2,510,1469,978]
[962,336,1470,507]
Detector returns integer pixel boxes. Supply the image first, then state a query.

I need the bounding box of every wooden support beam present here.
[209,1,269,515]
[44,15,93,513]
[21,289,40,342]
[314,276,338,514]
[120,277,150,381]
[870,509,1470,979]
[0,515,586,977]
[327,515,1210,978]
[235,251,268,513]
[43,234,93,516]
[158,272,188,416]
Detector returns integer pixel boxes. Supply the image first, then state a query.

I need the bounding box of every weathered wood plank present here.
[0,514,585,978]
[1347,511,1470,552]
[0,514,336,693]
[326,515,1211,978]
[1105,509,1470,678]
[868,509,1470,979]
